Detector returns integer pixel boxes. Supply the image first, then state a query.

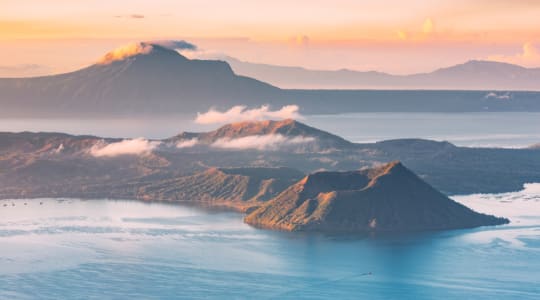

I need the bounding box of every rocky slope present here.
[135,167,304,211]
[245,162,509,232]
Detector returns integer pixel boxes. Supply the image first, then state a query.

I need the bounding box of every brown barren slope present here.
[245,161,509,232]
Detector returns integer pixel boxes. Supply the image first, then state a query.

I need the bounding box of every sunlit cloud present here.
[211,134,315,150]
[97,42,154,65]
[90,138,160,157]
[176,138,199,148]
[96,41,197,64]
[487,42,540,67]
[293,35,310,47]
[114,14,145,19]
[195,105,303,125]
[396,30,408,40]
[422,18,434,34]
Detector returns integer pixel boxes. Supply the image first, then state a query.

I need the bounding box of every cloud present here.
[487,42,540,67]
[97,42,154,64]
[296,35,310,47]
[176,138,199,148]
[396,30,408,40]
[97,40,198,64]
[485,92,511,100]
[287,35,310,47]
[211,134,315,151]
[422,18,434,34]
[90,138,160,157]
[114,14,145,19]
[150,40,198,51]
[195,105,303,125]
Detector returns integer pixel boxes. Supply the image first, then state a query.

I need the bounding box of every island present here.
[245,161,509,232]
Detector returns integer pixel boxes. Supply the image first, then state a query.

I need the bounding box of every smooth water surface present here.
[1,185,539,299]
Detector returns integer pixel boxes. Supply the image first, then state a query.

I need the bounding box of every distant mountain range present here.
[2,42,540,117]
[221,55,540,90]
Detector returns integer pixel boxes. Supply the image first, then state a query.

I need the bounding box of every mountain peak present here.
[373,160,403,173]
[208,119,352,148]
[217,118,298,135]
[245,161,509,232]
[433,59,527,74]
[171,119,354,152]
[97,42,183,65]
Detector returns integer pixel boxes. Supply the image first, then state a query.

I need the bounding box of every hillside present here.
[0,42,280,116]
[245,162,509,232]
[1,120,540,197]
[136,167,304,211]
[170,119,353,152]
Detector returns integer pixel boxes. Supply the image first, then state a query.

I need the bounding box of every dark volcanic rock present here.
[245,161,509,232]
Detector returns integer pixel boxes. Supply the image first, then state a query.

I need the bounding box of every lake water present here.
[1,112,540,148]
[1,185,539,299]
[1,112,539,298]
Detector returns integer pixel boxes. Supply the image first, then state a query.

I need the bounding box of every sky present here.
[1,0,540,76]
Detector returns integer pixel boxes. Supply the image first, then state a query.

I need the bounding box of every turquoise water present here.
[1,186,539,299]
[1,112,540,298]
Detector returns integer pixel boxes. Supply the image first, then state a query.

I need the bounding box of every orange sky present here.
[1,0,539,75]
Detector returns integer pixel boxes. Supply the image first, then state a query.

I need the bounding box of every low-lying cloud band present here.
[195,105,302,125]
[90,138,160,157]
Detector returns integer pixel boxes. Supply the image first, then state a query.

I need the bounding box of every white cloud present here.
[176,138,199,148]
[90,138,160,157]
[485,92,511,100]
[195,105,303,125]
[487,42,540,67]
[211,134,314,151]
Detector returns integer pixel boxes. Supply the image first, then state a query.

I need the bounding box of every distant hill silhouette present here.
[222,56,540,90]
